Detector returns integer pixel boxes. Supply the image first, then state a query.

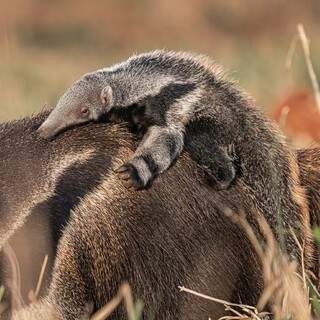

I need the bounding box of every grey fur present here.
[38,50,238,190]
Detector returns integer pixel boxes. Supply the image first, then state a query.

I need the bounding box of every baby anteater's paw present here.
[115,156,156,190]
[205,164,236,190]
[204,144,237,191]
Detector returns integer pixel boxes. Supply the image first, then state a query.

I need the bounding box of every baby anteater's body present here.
[38,51,237,189]
[37,51,312,266]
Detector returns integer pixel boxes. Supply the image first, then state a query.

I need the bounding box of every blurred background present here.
[0,0,319,145]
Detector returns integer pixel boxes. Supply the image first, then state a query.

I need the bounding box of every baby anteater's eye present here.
[80,107,89,118]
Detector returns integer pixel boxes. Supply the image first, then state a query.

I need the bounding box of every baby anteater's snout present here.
[37,121,61,140]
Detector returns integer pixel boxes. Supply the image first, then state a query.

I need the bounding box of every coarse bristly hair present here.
[0,110,316,319]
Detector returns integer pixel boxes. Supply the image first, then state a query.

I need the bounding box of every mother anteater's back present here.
[0,112,312,319]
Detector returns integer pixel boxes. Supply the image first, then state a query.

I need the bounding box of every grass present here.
[4,209,311,320]
[0,32,319,122]
[179,210,314,320]
[0,286,5,303]
[90,284,144,320]
[179,286,268,319]
[7,209,314,320]
[0,45,116,121]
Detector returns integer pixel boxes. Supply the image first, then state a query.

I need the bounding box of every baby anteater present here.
[37,50,237,189]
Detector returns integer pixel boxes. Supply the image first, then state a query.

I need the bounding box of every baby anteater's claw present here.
[115,163,146,190]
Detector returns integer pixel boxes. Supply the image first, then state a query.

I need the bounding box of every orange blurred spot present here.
[270,89,320,145]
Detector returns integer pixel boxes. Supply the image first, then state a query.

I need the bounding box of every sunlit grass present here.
[0,40,318,122]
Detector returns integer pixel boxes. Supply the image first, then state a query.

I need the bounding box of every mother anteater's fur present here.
[0,112,315,319]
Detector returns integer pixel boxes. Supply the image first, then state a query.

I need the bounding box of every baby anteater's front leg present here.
[184,130,237,190]
[116,125,184,189]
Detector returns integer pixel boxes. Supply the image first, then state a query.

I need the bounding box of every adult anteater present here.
[0,112,315,319]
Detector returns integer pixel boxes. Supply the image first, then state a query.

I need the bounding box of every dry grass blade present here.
[90,292,123,320]
[2,243,24,310]
[278,105,290,132]
[285,23,320,113]
[90,283,143,320]
[297,23,320,112]
[120,284,136,320]
[289,227,307,291]
[0,286,5,302]
[224,210,264,262]
[179,286,265,320]
[179,286,258,312]
[41,103,50,112]
[28,255,49,303]
[285,34,298,71]
[227,210,311,320]
[0,285,6,315]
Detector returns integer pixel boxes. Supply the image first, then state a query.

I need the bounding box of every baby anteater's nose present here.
[37,126,50,139]
[37,123,56,139]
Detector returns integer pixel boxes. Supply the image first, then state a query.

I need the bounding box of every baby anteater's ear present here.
[100,85,114,106]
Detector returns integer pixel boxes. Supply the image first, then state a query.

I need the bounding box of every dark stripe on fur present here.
[141,154,159,175]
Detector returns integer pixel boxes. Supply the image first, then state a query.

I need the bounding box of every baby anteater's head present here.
[37,73,114,139]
